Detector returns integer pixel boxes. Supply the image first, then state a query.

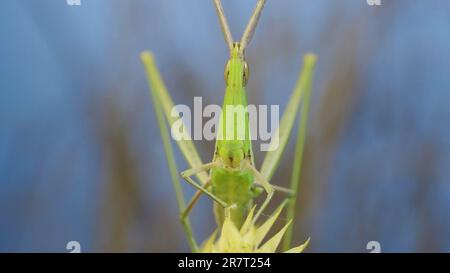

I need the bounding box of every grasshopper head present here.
[218,143,245,169]
[224,43,250,86]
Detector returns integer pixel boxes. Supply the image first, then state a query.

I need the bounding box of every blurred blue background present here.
[1,0,449,252]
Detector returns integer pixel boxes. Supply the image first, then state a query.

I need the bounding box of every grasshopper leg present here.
[181,182,211,221]
[255,183,294,196]
[181,162,228,208]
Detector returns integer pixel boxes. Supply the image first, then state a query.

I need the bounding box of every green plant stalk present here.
[282,58,315,251]
[144,58,199,252]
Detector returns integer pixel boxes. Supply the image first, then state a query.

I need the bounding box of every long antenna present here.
[240,0,267,53]
[214,0,234,51]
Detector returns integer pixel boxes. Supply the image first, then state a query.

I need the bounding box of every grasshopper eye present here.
[243,61,250,86]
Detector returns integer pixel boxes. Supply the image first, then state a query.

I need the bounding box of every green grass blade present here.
[282,56,315,250]
[141,52,209,185]
[260,54,317,181]
[141,52,200,252]
[151,90,198,252]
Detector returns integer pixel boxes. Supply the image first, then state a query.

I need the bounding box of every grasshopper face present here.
[218,143,245,169]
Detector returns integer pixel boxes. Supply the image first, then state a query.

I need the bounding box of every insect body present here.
[141,0,317,252]
[211,43,259,227]
[176,1,277,230]
[180,42,273,229]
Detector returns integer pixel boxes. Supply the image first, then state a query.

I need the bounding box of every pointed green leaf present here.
[218,209,243,252]
[141,52,209,185]
[260,54,317,181]
[201,229,218,253]
[255,202,286,247]
[240,205,256,235]
[258,220,292,252]
[284,237,310,253]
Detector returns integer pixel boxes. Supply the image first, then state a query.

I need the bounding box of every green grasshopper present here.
[141,0,316,252]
